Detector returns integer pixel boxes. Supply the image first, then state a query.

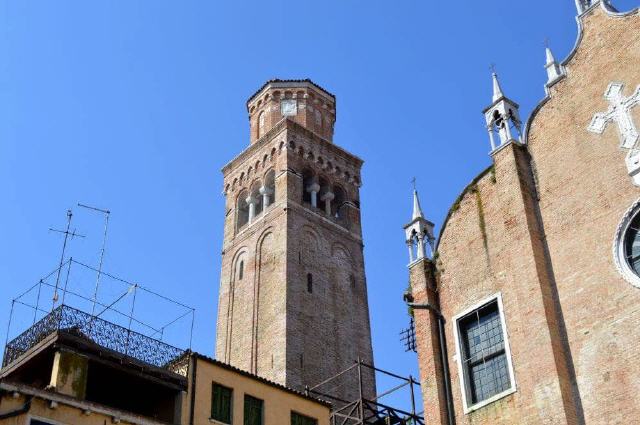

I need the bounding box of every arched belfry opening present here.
[332,185,346,219]
[403,189,435,263]
[237,189,249,229]
[302,169,315,205]
[484,72,522,152]
[261,169,275,208]
[250,181,263,218]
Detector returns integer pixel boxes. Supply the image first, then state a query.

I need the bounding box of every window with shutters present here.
[291,411,317,425]
[453,293,516,413]
[211,383,233,424]
[244,394,263,425]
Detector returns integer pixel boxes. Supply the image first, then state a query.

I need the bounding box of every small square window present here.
[244,394,263,425]
[291,411,317,425]
[454,294,515,412]
[211,383,233,424]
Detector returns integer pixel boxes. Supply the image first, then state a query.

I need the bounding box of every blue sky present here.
[1,0,638,405]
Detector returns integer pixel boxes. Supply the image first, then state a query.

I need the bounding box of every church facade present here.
[406,2,640,424]
[214,80,376,403]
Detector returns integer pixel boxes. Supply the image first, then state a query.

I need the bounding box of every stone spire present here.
[492,72,505,102]
[404,187,435,263]
[483,72,523,151]
[545,46,564,87]
[412,189,425,221]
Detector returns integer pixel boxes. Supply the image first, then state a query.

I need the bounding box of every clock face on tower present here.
[281,99,297,116]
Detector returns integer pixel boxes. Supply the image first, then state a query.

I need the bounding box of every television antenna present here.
[78,203,111,315]
[49,209,84,309]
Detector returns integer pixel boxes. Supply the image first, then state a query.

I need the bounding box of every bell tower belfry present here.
[483,73,523,152]
[215,79,376,402]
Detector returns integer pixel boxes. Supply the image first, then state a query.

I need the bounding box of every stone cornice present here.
[246,79,335,107]
[222,118,364,178]
[221,119,288,176]
[285,119,364,168]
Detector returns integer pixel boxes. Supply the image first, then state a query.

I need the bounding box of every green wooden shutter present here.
[291,412,317,425]
[244,395,263,425]
[212,383,232,423]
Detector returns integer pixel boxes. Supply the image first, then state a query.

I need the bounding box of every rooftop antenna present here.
[49,210,84,310]
[78,203,111,316]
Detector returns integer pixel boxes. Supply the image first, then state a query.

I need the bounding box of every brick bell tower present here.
[215,79,376,402]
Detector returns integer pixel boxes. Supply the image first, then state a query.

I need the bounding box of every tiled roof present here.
[247,79,336,104]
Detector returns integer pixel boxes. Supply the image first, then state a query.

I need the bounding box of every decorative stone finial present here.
[483,72,523,152]
[545,46,564,87]
[492,72,505,103]
[412,189,425,221]
[404,184,435,264]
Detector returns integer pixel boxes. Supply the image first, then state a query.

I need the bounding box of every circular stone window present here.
[614,199,640,288]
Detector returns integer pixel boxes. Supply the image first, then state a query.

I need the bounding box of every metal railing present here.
[2,304,187,375]
[307,359,425,425]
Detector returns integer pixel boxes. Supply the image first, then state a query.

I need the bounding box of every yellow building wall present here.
[190,357,330,425]
[0,394,142,425]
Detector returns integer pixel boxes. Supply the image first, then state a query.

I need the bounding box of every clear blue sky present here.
[1,0,637,401]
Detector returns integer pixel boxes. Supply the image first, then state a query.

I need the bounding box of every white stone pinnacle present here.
[412,190,425,221]
[545,46,563,86]
[545,47,555,66]
[492,73,505,103]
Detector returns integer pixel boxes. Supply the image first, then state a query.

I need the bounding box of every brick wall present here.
[410,5,640,424]
[216,84,375,405]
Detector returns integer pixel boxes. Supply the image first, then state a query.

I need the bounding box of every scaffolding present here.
[307,359,425,425]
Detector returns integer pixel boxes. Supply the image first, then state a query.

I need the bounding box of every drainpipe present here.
[189,354,197,425]
[408,302,455,425]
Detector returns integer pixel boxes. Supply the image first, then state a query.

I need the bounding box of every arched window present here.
[315,110,322,126]
[237,190,249,229]
[238,260,244,280]
[258,111,265,139]
[306,273,313,293]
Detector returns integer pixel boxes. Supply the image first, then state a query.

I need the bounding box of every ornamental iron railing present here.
[2,304,187,376]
